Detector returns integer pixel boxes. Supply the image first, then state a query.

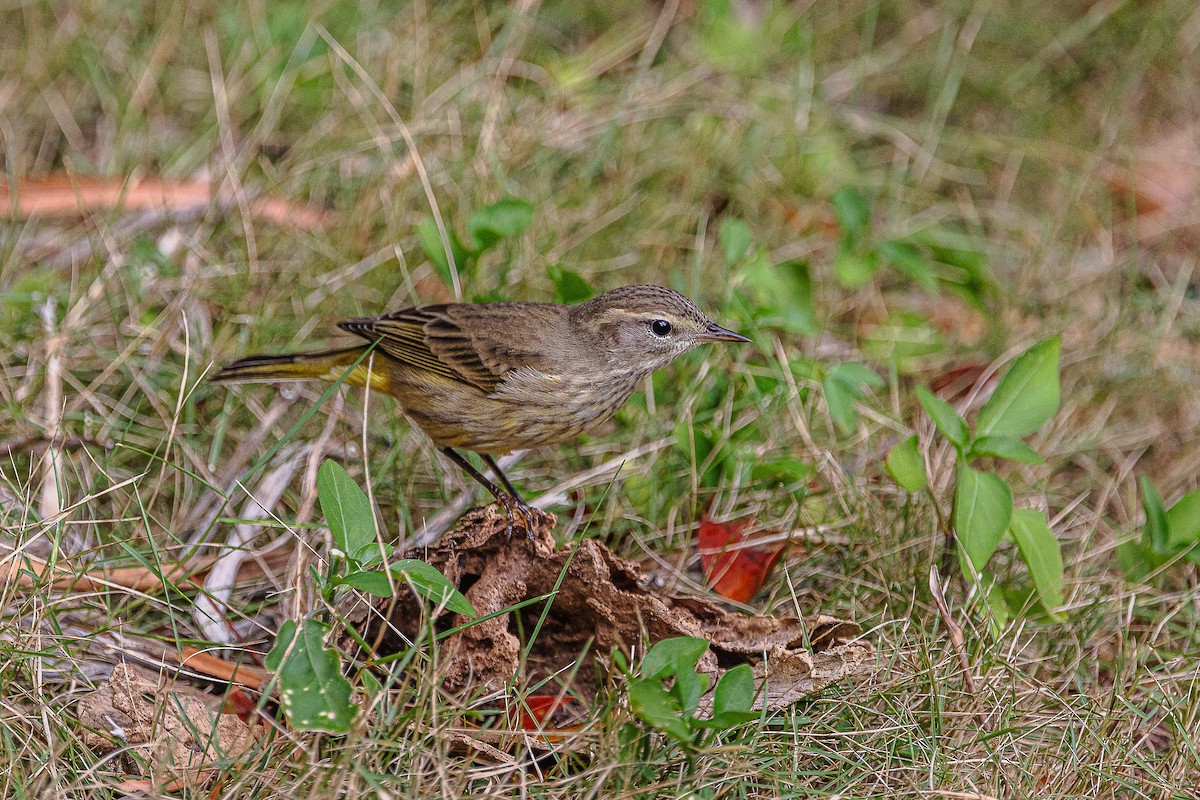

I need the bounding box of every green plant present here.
[417,197,534,296]
[887,337,1064,623]
[1118,477,1200,581]
[720,216,816,336]
[265,461,474,732]
[830,186,990,308]
[624,637,757,749]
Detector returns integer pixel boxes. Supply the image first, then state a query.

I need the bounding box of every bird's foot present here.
[497,493,539,541]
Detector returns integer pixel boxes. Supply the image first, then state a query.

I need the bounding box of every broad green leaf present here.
[673,669,708,718]
[876,239,938,292]
[822,376,855,433]
[711,663,755,718]
[718,217,754,266]
[628,679,691,742]
[830,186,870,244]
[467,197,533,251]
[1008,509,1064,618]
[1140,477,1169,554]
[546,265,594,304]
[985,574,1010,632]
[968,435,1045,465]
[916,386,969,449]
[642,637,709,680]
[333,570,393,597]
[977,337,1061,438]
[390,560,476,617]
[317,460,377,566]
[264,618,356,733]
[416,217,471,286]
[1116,539,1169,582]
[1166,487,1200,550]
[885,435,928,492]
[954,466,1013,571]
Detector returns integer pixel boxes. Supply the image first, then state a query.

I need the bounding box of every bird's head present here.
[573,285,750,374]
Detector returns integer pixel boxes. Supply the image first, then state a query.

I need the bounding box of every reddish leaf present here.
[512,695,580,730]
[698,514,786,603]
[221,688,258,723]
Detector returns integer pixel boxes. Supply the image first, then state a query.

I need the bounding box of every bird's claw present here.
[497,494,538,541]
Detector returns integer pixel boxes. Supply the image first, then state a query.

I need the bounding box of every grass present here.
[3,0,1200,796]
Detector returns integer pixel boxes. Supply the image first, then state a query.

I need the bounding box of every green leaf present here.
[711,663,754,718]
[628,679,691,742]
[954,466,1013,572]
[642,637,709,679]
[416,217,471,287]
[916,386,969,449]
[546,265,594,304]
[333,570,393,598]
[741,257,817,334]
[1140,477,1169,554]
[876,239,938,292]
[264,618,356,733]
[830,186,870,244]
[467,197,534,251]
[1117,539,1169,582]
[1008,509,1064,618]
[750,457,814,487]
[968,435,1045,465]
[885,435,928,491]
[673,669,708,718]
[389,559,476,617]
[977,337,1061,438]
[823,362,884,433]
[317,460,378,566]
[718,217,754,266]
[1166,487,1200,550]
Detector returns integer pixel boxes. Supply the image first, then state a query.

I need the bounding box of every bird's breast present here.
[478,366,646,447]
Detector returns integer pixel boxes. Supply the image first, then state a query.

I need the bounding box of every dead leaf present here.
[77,662,260,790]
[1106,125,1200,241]
[342,506,870,715]
[0,174,327,229]
[698,514,787,603]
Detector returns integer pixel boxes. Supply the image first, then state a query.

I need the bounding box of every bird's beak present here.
[699,322,751,343]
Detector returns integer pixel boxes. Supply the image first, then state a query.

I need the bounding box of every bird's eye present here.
[650,319,672,337]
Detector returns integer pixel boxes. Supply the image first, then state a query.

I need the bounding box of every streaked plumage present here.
[211,284,749,531]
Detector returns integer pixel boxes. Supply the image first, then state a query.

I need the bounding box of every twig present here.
[928,565,989,731]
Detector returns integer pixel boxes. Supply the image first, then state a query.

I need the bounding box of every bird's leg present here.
[440,448,534,540]
[480,453,539,535]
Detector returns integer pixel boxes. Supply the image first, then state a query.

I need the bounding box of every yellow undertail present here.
[210,346,391,392]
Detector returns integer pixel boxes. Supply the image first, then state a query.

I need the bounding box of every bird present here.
[211,284,750,535]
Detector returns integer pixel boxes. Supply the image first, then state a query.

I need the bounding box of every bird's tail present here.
[210,346,386,390]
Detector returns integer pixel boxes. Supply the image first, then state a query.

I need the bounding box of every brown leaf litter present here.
[77,662,261,792]
[342,505,870,714]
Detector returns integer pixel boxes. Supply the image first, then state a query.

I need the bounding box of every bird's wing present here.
[338,304,510,393]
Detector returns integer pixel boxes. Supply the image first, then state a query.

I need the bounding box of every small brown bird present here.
[211,284,749,532]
